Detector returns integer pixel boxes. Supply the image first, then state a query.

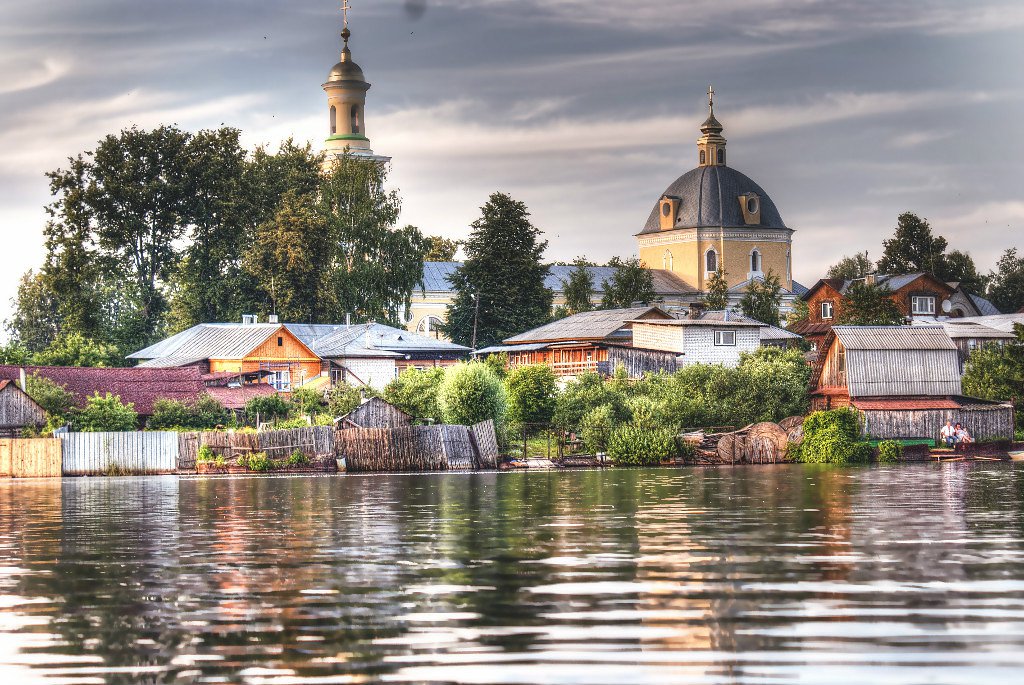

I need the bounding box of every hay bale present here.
[743,422,789,464]
[716,432,740,463]
[787,425,804,445]
[779,416,804,432]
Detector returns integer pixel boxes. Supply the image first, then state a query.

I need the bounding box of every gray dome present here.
[640,165,787,234]
[327,58,365,83]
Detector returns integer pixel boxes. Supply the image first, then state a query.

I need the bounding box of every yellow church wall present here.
[716,241,792,290]
[639,240,699,290]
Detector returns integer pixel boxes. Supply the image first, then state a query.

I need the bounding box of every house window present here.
[705,248,718,274]
[714,330,736,346]
[750,249,762,273]
[662,202,671,217]
[911,295,936,315]
[277,336,283,347]
[821,301,834,319]
[663,249,673,270]
[269,370,291,392]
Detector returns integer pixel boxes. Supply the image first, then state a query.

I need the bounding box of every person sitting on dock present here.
[955,423,973,452]
[941,420,957,448]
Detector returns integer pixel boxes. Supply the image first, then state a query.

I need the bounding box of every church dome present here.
[327,50,365,83]
[640,165,788,234]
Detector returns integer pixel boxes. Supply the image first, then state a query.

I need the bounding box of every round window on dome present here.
[662,202,671,217]
[746,196,759,214]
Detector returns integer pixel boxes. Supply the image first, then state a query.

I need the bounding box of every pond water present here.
[2,464,1024,684]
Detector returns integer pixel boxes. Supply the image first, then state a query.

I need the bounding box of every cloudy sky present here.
[1,0,1022,322]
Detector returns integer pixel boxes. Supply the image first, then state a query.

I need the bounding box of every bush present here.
[608,425,675,466]
[290,387,325,416]
[553,371,628,431]
[197,445,216,463]
[438,363,507,430]
[625,396,667,432]
[286,450,310,467]
[327,384,361,417]
[244,394,290,425]
[147,395,232,431]
[24,373,76,432]
[383,367,445,422]
[276,416,312,430]
[505,365,558,428]
[239,451,272,472]
[798,409,872,465]
[580,404,615,454]
[73,393,138,432]
[877,440,903,463]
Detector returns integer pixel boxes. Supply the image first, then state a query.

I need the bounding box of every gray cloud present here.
[0,0,1022,328]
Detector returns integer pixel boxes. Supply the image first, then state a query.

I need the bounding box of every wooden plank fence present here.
[61,432,179,475]
[860,402,1015,442]
[178,426,336,471]
[338,420,500,473]
[0,438,62,478]
[472,420,500,469]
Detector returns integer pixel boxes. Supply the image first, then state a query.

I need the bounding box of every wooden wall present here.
[860,403,1014,441]
[0,439,62,478]
[0,383,46,432]
[344,398,412,428]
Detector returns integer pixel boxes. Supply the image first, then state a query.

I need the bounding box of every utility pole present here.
[471,292,480,350]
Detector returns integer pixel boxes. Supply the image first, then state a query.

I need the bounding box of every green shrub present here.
[580,404,615,454]
[483,352,509,381]
[290,387,325,416]
[553,371,628,431]
[608,425,675,466]
[148,395,232,431]
[25,373,76,429]
[437,363,507,430]
[276,416,312,430]
[73,393,138,432]
[327,384,361,417]
[505,364,558,428]
[241,452,273,472]
[799,409,872,465]
[286,450,310,467]
[877,440,903,463]
[625,395,667,432]
[383,367,446,422]
[244,394,290,425]
[197,445,216,463]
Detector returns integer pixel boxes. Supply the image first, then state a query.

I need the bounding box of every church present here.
[316,13,805,337]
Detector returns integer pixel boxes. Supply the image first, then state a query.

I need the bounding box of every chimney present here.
[724,309,730,322]
[865,273,877,287]
[267,314,279,324]
[345,313,352,327]
[19,367,26,392]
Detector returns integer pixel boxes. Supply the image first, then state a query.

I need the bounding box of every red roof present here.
[788,320,833,336]
[206,384,278,410]
[852,398,960,411]
[812,386,848,396]
[0,365,205,416]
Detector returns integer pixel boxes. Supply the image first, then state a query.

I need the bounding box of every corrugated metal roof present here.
[833,326,957,351]
[505,307,671,344]
[698,311,802,339]
[128,324,281,363]
[420,262,697,296]
[473,343,550,355]
[932,321,1016,339]
[633,318,761,328]
[969,294,1002,316]
[956,313,1024,333]
[300,322,469,358]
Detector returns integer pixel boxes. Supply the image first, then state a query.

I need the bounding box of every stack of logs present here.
[682,416,805,465]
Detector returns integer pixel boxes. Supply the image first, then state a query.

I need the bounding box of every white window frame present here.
[821,301,834,320]
[270,370,291,392]
[911,295,936,315]
[714,330,737,346]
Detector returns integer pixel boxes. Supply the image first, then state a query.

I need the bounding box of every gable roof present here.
[918,320,1016,340]
[0,365,205,416]
[285,322,469,357]
[801,273,955,301]
[0,380,46,429]
[698,311,803,340]
[832,325,956,351]
[505,306,672,344]
[968,293,1001,316]
[955,313,1024,334]
[128,324,290,366]
[420,262,698,296]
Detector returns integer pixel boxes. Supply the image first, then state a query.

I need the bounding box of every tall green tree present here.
[561,258,595,316]
[702,268,729,310]
[962,324,1024,430]
[739,270,782,324]
[7,270,60,353]
[827,251,874,280]
[600,257,656,309]
[837,282,905,325]
[443,193,553,348]
[424,236,459,262]
[877,212,948,277]
[986,248,1024,313]
[944,249,985,294]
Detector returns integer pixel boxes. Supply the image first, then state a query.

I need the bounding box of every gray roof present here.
[955,313,1024,334]
[505,306,671,344]
[791,280,809,297]
[420,262,696,296]
[473,343,550,356]
[634,318,760,328]
[129,324,283,365]
[640,165,788,234]
[285,322,470,358]
[968,293,1002,316]
[727,276,803,296]
[832,326,961,398]
[922,320,1016,340]
[698,311,802,339]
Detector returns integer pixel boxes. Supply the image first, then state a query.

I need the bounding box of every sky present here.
[0,0,1022,324]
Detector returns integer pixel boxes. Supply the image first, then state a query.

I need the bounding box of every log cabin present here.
[0,379,47,437]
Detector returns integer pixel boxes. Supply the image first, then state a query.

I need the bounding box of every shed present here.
[340,397,413,429]
[0,380,47,437]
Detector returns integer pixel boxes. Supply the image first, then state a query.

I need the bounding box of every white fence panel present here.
[62,432,180,475]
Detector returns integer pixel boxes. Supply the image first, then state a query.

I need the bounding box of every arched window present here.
[705,248,718,274]
[750,249,761,273]
[330,106,337,135]
[717,149,724,164]
[417,316,445,339]
[700,150,706,165]
[663,250,673,270]
[351,105,361,134]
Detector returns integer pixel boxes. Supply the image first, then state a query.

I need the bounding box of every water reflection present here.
[0,465,1022,683]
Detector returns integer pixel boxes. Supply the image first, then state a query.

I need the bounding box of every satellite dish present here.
[941,299,952,313]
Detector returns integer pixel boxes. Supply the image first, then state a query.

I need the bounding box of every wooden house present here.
[475,306,676,378]
[811,326,1014,440]
[630,315,762,367]
[340,397,412,428]
[0,379,47,437]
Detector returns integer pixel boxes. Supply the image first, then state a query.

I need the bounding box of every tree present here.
[443,193,553,348]
[600,257,656,309]
[25,373,76,427]
[33,332,123,368]
[505,365,558,428]
[7,270,60,352]
[702,268,729,310]
[147,395,231,430]
[944,249,985,294]
[962,325,1024,430]
[244,394,290,425]
[877,212,948,277]
[786,297,809,327]
[827,251,874,280]
[561,258,595,316]
[326,384,361,418]
[73,393,138,432]
[837,282,905,325]
[424,236,459,262]
[437,363,507,432]
[738,270,782,324]
[383,367,446,422]
[987,248,1024,314]
[0,340,32,365]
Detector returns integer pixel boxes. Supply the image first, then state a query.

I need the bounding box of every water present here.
[2,464,1024,684]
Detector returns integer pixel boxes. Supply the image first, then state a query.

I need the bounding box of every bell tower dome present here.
[322,3,389,166]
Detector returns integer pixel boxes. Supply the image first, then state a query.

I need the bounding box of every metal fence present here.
[61,431,180,475]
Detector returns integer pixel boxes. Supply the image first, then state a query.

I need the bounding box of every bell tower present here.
[696,85,727,167]
[322,2,389,166]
